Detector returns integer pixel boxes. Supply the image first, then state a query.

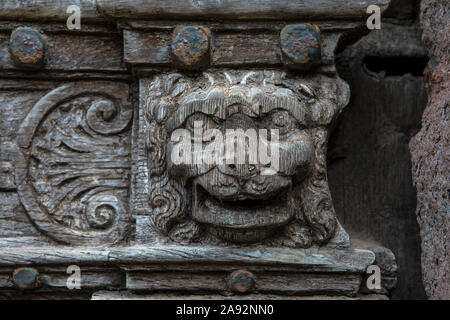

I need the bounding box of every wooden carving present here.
[15,82,132,245]
[140,70,350,247]
[0,0,401,300]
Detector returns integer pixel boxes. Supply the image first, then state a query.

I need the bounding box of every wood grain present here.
[0,0,390,21]
[0,0,102,22]
[97,0,390,20]
[127,271,362,295]
[0,33,125,72]
[92,291,389,300]
[0,246,375,273]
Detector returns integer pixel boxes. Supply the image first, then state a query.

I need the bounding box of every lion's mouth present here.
[192,182,295,242]
[205,193,284,212]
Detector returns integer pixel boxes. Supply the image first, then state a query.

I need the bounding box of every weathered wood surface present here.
[124,29,345,70]
[123,29,283,66]
[0,21,118,34]
[39,272,124,290]
[11,81,132,246]
[123,30,171,65]
[0,0,400,300]
[0,33,125,72]
[92,291,389,300]
[0,82,58,244]
[0,291,93,300]
[137,71,350,246]
[0,0,103,22]
[123,20,362,32]
[212,33,280,66]
[0,24,355,248]
[0,0,390,22]
[0,0,391,22]
[0,268,125,290]
[0,246,375,296]
[0,246,375,272]
[0,193,48,238]
[97,0,390,20]
[127,271,362,295]
[0,236,53,248]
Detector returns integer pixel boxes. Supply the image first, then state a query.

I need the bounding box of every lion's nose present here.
[224,163,258,178]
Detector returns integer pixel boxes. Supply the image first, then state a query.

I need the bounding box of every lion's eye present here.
[185,113,217,132]
[267,111,296,135]
[274,113,288,127]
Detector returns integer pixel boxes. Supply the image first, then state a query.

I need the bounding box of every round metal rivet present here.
[280,24,321,71]
[228,269,255,293]
[9,27,46,70]
[12,267,39,289]
[171,26,211,70]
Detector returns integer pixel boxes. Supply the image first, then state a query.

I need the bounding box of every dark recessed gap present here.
[363,56,428,77]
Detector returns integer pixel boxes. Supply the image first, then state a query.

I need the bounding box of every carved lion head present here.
[145,70,349,247]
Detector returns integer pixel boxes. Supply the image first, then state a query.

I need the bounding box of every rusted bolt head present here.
[9,27,46,70]
[280,24,321,71]
[228,269,255,293]
[12,267,39,289]
[171,26,211,70]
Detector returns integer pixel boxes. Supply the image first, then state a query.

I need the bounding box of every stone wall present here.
[409,0,449,300]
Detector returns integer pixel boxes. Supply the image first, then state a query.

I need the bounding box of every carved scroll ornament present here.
[15,82,132,245]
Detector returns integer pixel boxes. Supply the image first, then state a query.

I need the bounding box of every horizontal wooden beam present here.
[126,271,362,295]
[0,0,390,22]
[0,32,126,72]
[0,0,103,22]
[92,291,389,300]
[0,246,375,273]
[98,0,390,21]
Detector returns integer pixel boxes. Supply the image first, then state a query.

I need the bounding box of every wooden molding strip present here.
[0,245,375,273]
[0,0,102,22]
[0,0,390,22]
[97,0,390,21]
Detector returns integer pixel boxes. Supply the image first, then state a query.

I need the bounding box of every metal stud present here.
[12,267,39,289]
[9,27,46,70]
[280,24,321,71]
[228,269,255,293]
[171,26,211,70]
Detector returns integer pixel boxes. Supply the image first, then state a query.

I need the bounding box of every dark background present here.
[329,0,427,299]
